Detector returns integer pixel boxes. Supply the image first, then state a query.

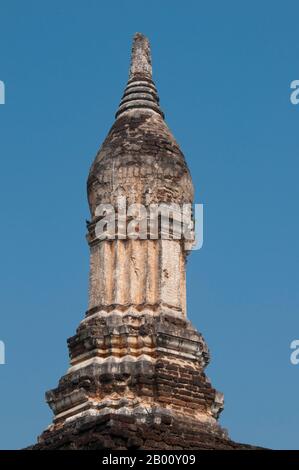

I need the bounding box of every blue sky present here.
[0,0,298,449]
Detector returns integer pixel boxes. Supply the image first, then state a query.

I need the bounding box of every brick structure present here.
[31,33,253,450]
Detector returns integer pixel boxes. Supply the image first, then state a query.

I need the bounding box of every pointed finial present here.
[115,33,164,119]
[129,33,152,80]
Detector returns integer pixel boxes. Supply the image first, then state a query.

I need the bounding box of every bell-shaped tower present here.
[32,33,244,450]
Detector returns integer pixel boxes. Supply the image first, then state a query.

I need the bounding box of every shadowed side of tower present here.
[30,33,254,450]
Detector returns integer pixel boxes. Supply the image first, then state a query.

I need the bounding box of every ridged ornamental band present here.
[116,78,164,118]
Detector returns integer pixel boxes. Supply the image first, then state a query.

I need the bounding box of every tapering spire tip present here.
[116,33,164,119]
[130,32,152,80]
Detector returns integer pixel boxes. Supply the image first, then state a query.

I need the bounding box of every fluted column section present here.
[88,239,186,318]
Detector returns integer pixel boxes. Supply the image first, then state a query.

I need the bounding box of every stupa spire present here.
[116,32,164,119]
[29,33,254,451]
[129,32,152,80]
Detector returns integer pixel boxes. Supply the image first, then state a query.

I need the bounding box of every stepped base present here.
[30,411,256,450]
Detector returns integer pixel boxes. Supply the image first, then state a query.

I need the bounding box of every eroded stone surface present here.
[30,33,254,450]
[31,413,257,450]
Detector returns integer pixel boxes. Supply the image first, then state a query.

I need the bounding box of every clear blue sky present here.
[0,0,298,450]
